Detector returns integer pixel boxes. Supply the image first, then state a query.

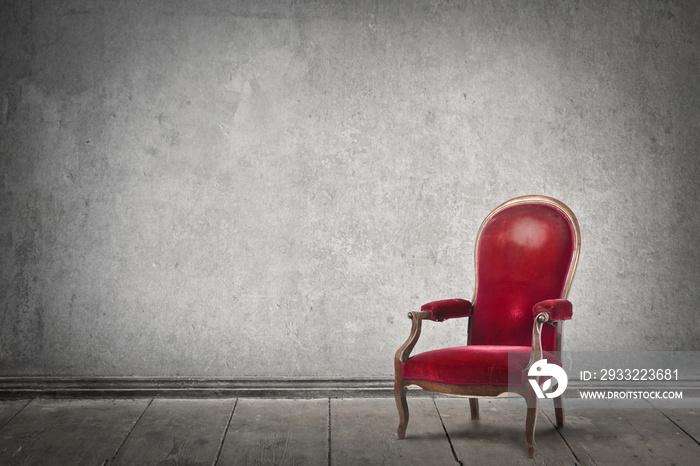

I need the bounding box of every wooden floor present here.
[0,396,698,465]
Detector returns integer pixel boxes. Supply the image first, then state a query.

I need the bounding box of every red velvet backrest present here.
[468,197,579,352]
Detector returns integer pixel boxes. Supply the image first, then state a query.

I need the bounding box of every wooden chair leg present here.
[395,385,409,439]
[553,395,564,428]
[525,387,539,458]
[469,398,479,420]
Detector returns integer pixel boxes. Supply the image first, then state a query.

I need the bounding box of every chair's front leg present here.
[395,383,409,438]
[528,310,567,431]
[394,312,425,439]
[523,312,551,457]
[524,381,539,458]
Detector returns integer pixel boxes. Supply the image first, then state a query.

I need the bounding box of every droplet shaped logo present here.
[528,359,568,399]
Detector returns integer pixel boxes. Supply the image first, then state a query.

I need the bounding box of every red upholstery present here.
[422,298,472,322]
[533,299,573,321]
[468,204,575,352]
[402,345,561,386]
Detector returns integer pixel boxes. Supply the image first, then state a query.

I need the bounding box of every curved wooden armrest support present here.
[395,311,429,365]
[526,312,549,370]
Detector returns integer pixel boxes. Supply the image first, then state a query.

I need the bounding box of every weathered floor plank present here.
[0,399,149,466]
[1,396,697,465]
[217,398,328,465]
[331,397,457,465]
[0,400,30,428]
[435,397,577,465]
[652,398,700,443]
[541,399,700,466]
[110,398,235,465]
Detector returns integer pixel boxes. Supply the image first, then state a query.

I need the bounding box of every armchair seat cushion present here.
[401,345,561,386]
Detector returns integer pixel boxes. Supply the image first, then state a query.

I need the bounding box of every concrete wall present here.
[1,0,698,377]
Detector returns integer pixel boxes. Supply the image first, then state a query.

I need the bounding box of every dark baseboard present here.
[0,377,396,399]
[1,377,697,399]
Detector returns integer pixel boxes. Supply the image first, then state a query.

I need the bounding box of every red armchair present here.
[394,195,581,457]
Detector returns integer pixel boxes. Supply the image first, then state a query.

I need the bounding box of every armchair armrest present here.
[532,299,573,322]
[528,299,572,369]
[395,299,471,366]
[421,298,472,322]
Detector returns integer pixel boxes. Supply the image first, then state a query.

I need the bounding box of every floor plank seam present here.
[0,399,32,430]
[102,398,154,465]
[212,398,238,466]
[654,406,700,448]
[327,397,332,466]
[432,398,463,466]
[540,408,584,465]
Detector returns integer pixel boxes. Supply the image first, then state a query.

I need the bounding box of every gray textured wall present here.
[1,0,698,378]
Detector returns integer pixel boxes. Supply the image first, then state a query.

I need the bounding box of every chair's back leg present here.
[553,395,564,427]
[469,398,479,420]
